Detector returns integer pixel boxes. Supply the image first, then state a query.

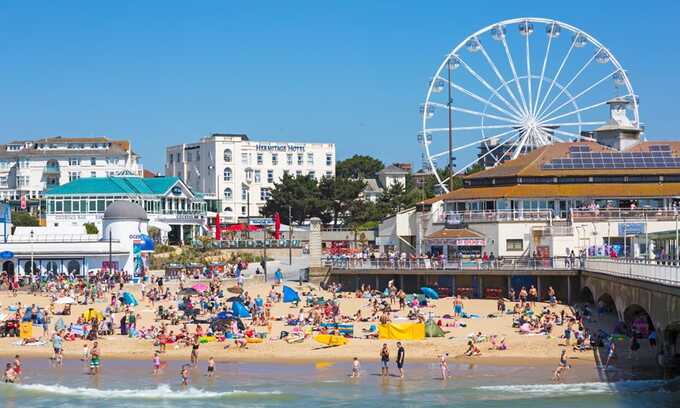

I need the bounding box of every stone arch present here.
[577,286,596,304]
[663,321,680,365]
[623,304,655,337]
[597,293,617,315]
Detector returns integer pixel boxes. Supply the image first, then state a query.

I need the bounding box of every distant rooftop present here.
[46,176,190,197]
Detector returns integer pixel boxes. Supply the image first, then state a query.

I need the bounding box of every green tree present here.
[84,222,99,235]
[261,174,327,225]
[376,182,416,218]
[335,155,384,179]
[11,211,39,227]
[318,176,366,226]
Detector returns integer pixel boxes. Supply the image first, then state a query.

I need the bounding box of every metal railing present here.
[532,225,575,237]
[437,209,554,224]
[7,234,110,243]
[584,258,680,287]
[571,208,679,221]
[324,256,578,271]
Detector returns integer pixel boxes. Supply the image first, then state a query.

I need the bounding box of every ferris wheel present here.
[419,17,639,192]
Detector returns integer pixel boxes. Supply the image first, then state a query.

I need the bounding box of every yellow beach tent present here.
[378,322,425,340]
[314,334,348,346]
[82,309,104,322]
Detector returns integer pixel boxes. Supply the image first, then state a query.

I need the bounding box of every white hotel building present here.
[0,137,142,209]
[165,133,336,223]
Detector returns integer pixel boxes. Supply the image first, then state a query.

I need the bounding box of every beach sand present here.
[0,276,618,369]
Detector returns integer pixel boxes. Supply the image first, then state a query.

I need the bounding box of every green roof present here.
[46,176,190,197]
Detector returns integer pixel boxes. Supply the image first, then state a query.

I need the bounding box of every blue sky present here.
[0,1,678,172]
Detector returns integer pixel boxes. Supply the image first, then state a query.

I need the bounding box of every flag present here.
[274,212,281,239]
[215,212,221,241]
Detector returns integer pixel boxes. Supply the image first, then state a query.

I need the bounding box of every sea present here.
[1,358,679,407]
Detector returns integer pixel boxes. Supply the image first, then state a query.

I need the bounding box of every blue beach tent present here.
[232,301,251,318]
[122,292,139,306]
[283,286,300,303]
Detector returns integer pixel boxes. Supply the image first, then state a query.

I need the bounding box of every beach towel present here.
[378,323,425,340]
[283,286,300,303]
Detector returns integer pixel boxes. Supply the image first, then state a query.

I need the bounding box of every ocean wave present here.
[4,383,283,400]
[476,379,668,397]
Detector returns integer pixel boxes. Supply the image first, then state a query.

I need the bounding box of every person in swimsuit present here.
[180,364,190,386]
[380,343,390,377]
[89,341,101,375]
[207,356,215,377]
[153,352,161,375]
[190,335,200,366]
[396,342,405,378]
[351,357,360,378]
[13,355,21,378]
[440,353,449,380]
[3,363,17,383]
[453,296,464,317]
[552,349,570,381]
[52,331,63,366]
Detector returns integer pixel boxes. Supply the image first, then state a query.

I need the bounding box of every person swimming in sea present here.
[207,356,215,377]
[3,363,17,383]
[180,364,190,386]
[351,357,360,378]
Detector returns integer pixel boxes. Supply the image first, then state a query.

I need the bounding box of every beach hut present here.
[283,286,300,303]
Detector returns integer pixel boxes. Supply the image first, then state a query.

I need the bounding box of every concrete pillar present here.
[537,276,542,301]
[400,275,404,291]
[309,217,322,268]
[478,276,483,298]
[567,276,572,304]
[180,225,185,246]
[507,276,512,298]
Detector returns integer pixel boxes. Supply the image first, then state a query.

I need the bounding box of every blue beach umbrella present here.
[421,287,439,299]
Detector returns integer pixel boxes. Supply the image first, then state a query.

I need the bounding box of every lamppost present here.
[30,230,34,283]
[288,205,293,265]
[244,181,252,239]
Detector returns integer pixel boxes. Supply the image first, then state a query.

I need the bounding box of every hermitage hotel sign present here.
[255,143,306,152]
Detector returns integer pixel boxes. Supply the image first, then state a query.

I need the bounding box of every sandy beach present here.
[0,275,600,369]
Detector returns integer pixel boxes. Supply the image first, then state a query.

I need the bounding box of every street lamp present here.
[30,230,34,283]
[244,181,252,239]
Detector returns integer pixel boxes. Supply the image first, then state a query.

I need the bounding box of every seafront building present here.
[0,136,142,211]
[165,133,336,225]
[44,176,207,244]
[378,101,680,262]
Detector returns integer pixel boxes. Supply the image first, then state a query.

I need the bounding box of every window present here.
[296,170,302,177]
[0,176,6,186]
[17,176,29,187]
[260,187,270,201]
[187,152,192,161]
[506,239,523,251]
[297,154,303,165]
[90,157,96,165]
[223,167,232,182]
[69,158,80,166]
[176,153,180,163]
[326,153,333,166]
[223,188,232,199]
[241,153,249,165]
[168,154,174,164]
[267,170,274,183]
[307,153,314,165]
[90,171,96,178]
[309,170,316,179]
[325,171,333,178]
[287,154,293,165]
[196,151,200,161]
[245,168,253,182]
[254,170,261,182]
[241,186,248,200]
[224,149,232,162]
[241,206,246,215]
[67,260,81,275]
[257,153,263,165]
[272,153,278,165]
[69,172,80,182]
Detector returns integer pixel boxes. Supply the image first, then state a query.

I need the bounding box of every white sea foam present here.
[8,383,282,400]
[477,379,667,397]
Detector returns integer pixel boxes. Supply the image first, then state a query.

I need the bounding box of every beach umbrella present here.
[227,286,243,294]
[421,287,439,299]
[192,283,209,293]
[179,288,199,296]
[314,334,347,347]
[55,296,75,305]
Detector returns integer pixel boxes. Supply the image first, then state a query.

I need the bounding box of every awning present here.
[149,220,172,232]
[425,228,486,246]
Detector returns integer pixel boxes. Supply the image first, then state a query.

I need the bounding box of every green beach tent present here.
[425,319,445,337]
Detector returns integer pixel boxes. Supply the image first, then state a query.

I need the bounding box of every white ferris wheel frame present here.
[420,17,639,193]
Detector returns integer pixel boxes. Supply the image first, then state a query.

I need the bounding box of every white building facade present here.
[0,137,142,205]
[165,133,336,223]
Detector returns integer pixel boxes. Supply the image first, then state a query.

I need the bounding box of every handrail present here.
[438,209,554,224]
[584,258,680,287]
[7,234,115,243]
[571,208,679,221]
[324,256,578,271]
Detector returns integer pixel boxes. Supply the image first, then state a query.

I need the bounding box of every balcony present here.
[571,208,679,222]
[437,209,554,225]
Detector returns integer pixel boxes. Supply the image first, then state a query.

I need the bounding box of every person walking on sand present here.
[552,349,570,381]
[207,356,215,377]
[380,343,390,377]
[440,353,449,380]
[351,357,361,378]
[396,342,405,378]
